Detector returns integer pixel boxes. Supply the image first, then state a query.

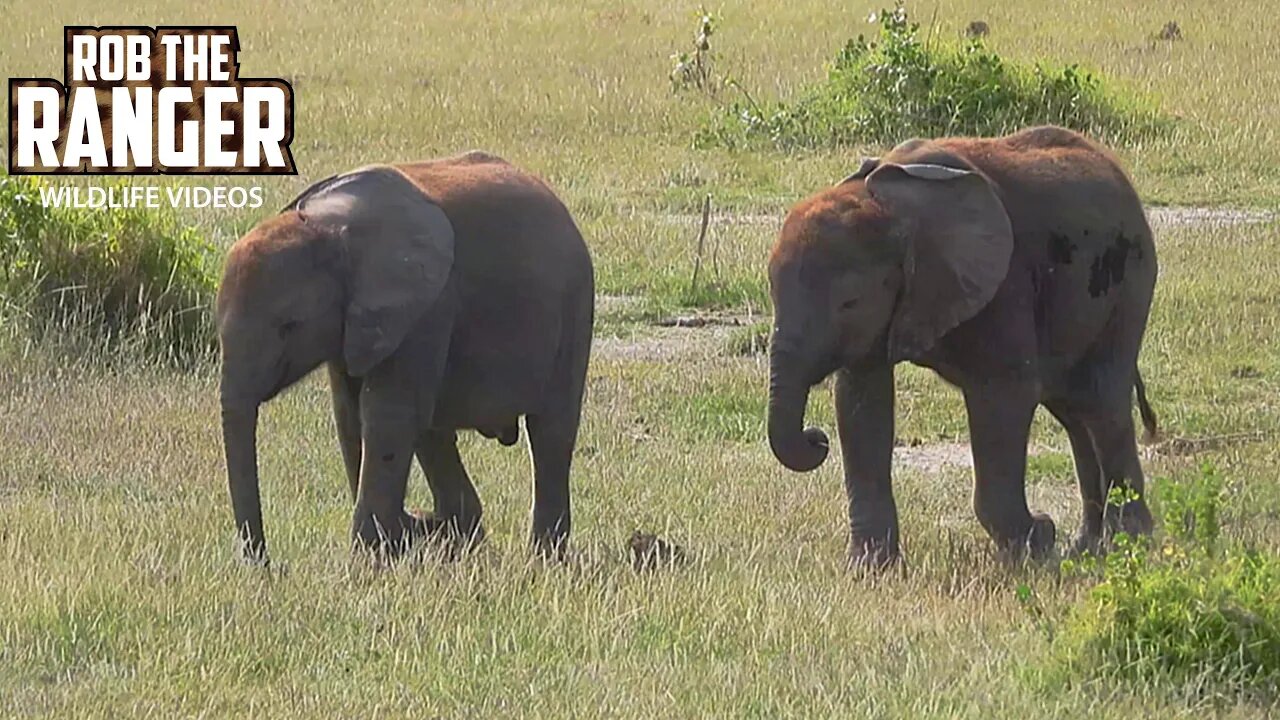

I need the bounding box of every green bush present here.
[698,4,1173,150]
[0,176,218,363]
[1050,469,1280,695]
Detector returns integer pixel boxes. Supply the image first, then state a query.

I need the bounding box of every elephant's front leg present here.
[835,362,900,569]
[350,368,424,555]
[963,379,1055,560]
[328,364,363,501]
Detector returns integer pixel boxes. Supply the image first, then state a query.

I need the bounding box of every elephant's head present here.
[766,151,1014,472]
[216,166,454,560]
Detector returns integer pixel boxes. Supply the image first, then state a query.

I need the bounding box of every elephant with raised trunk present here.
[766,126,1158,567]
[217,151,594,562]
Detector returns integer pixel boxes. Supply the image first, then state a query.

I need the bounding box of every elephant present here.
[216,151,594,562]
[765,126,1158,567]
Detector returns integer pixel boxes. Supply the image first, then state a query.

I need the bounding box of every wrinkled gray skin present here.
[767,127,1157,567]
[217,152,593,562]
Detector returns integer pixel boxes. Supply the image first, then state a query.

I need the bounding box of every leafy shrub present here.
[1051,468,1280,695]
[0,176,218,363]
[698,3,1173,150]
[1155,462,1226,551]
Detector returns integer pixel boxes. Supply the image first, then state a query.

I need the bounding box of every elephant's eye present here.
[840,298,858,310]
[278,320,300,338]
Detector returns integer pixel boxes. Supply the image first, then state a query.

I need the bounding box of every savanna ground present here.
[2,1,1280,716]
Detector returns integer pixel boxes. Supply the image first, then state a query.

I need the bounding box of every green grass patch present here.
[1041,469,1280,697]
[724,321,771,357]
[698,4,1173,150]
[0,176,218,363]
[1025,452,1075,486]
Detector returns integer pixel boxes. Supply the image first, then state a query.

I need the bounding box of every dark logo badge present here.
[9,26,296,175]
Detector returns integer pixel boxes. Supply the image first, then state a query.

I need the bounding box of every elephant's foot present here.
[1069,499,1153,559]
[996,512,1057,565]
[531,529,570,562]
[352,509,427,559]
[235,534,271,568]
[418,510,485,542]
[1104,498,1154,540]
[848,536,901,574]
[414,509,485,559]
[1068,528,1104,559]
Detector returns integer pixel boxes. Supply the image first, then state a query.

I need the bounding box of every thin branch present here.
[689,193,712,296]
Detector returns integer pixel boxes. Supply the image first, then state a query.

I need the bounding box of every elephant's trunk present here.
[221,400,266,562]
[767,342,830,472]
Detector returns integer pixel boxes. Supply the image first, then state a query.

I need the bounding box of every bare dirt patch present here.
[653,314,746,329]
[891,441,1055,473]
[594,327,729,362]
[648,210,781,231]
[894,442,974,473]
[597,294,647,316]
[594,322,752,362]
[1146,206,1274,229]
[594,299,765,362]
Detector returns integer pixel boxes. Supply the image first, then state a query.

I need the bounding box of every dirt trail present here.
[648,205,1274,233]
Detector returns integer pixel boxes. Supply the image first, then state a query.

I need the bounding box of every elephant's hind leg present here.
[527,303,591,557]
[1083,402,1154,540]
[527,411,579,557]
[328,364,363,501]
[1045,401,1106,556]
[415,429,483,541]
[1060,296,1154,546]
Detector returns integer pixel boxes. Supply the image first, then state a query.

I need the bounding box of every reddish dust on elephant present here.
[766,126,1157,568]
[217,152,594,563]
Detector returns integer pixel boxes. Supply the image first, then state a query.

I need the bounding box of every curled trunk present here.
[767,345,830,472]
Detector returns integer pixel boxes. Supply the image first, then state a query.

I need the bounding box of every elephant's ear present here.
[837,157,881,186]
[295,166,455,376]
[865,161,1014,362]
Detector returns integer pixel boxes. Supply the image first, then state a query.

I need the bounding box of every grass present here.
[2,0,1280,716]
[1,218,1278,716]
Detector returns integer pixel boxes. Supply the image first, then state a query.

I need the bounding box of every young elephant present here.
[217,152,594,562]
[767,126,1157,567]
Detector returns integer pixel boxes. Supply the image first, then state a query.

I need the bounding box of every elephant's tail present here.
[1135,370,1160,445]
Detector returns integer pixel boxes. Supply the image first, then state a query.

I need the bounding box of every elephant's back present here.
[934,128,1153,256]
[391,154,592,288]
[931,128,1156,371]
[391,154,594,428]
